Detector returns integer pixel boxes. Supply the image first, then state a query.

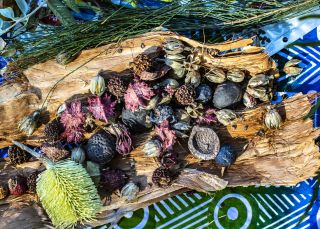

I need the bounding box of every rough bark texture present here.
[0,32,319,228]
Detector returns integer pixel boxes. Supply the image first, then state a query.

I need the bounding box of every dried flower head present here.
[89,74,106,96]
[41,142,69,162]
[175,85,195,106]
[107,77,127,98]
[196,108,217,125]
[108,124,132,156]
[124,80,155,112]
[18,110,41,136]
[44,119,64,141]
[264,106,282,129]
[100,169,127,191]
[88,94,116,123]
[159,152,178,169]
[130,54,153,75]
[152,167,172,187]
[155,120,176,151]
[150,105,176,125]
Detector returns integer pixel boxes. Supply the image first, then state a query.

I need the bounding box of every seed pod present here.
[226,69,245,83]
[186,103,204,119]
[89,74,106,96]
[215,109,237,126]
[86,161,100,185]
[248,74,269,88]
[243,92,257,108]
[215,145,237,167]
[155,78,180,90]
[172,122,191,131]
[246,86,267,99]
[163,38,185,55]
[18,110,41,136]
[143,139,162,157]
[283,59,303,76]
[152,167,172,187]
[185,70,201,87]
[165,53,185,61]
[264,107,282,129]
[0,184,9,200]
[8,175,27,196]
[205,68,226,83]
[145,96,160,110]
[196,84,213,103]
[175,109,191,123]
[121,182,139,202]
[213,82,242,109]
[71,146,86,164]
[56,50,80,65]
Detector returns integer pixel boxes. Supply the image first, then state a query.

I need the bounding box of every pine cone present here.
[43,119,64,141]
[107,77,127,98]
[8,146,31,165]
[152,167,172,187]
[0,184,9,200]
[130,54,153,75]
[41,142,69,162]
[175,85,195,105]
[100,169,127,191]
[27,172,38,193]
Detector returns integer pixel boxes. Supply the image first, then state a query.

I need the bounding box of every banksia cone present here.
[41,142,69,162]
[43,119,64,141]
[107,77,127,98]
[130,54,153,75]
[175,85,195,106]
[100,169,127,191]
[0,184,9,200]
[152,167,172,187]
[8,145,31,165]
[27,172,38,193]
[8,175,28,196]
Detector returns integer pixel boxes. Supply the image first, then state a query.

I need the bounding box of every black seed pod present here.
[159,152,178,169]
[152,167,172,187]
[8,145,31,165]
[100,169,127,191]
[43,119,64,141]
[122,108,152,133]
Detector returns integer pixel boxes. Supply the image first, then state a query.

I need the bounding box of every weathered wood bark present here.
[0,32,319,228]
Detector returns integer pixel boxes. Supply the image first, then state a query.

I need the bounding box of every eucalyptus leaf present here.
[15,0,30,16]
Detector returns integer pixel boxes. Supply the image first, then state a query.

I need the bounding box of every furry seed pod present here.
[71,146,86,164]
[27,172,38,193]
[205,68,226,84]
[150,105,176,125]
[44,119,64,141]
[101,169,127,191]
[188,126,220,160]
[152,167,172,187]
[8,175,27,196]
[41,142,69,162]
[215,109,237,126]
[175,85,195,106]
[0,184,9,200]
[86,131,117,165]
[130,54,153,75]
[248,74,270,87]
[196,84,213,103]
[264,106,282,129]
[213,82,242,109]
[121,182,139,202]
[143,139,162,157]
[90,74,106,96]
[8,145,31,165]
[215,145,237,167]
[226,69,245,83]
[107,77,127,98]
[18,110,41,136]
[243,92,257,108]
[121,108,152,133]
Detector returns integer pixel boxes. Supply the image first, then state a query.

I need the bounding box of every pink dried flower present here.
[110,124,132,156]
[164,85,175,97]
[196,108,217,125]
[124,80,155,112]
[155,120,176,151]
[62,127,84,143]
[88,94,116,123]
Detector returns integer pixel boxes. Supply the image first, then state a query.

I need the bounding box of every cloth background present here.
[1,11,320,229]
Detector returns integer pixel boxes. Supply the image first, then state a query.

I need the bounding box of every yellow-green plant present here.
[13,141,101,228]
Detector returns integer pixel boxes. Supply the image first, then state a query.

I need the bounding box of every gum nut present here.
[213,82,242,109]
[196,84,213,103]
[205,68,226,84]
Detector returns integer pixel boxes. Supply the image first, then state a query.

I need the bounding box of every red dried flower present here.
[88,94,116,123]
[110,124,132,156]
[196,108,217,125]
[124,80,155,112]
[155,120,176,151]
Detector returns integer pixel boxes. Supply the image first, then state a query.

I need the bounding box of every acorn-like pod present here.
[121,182,139,202]
[188,126,220,160]
[143,139,162,157]
[71,146,86,164]
[264,106,282,129]
[213,82,242,109]
[89,74,106,96]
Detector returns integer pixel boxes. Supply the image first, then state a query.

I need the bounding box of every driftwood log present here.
[0,32,319,228]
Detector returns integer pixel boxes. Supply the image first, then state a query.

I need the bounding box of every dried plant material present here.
[264,106,282,129]
[215,109,237,126]
[152,167,173,187]
[175,85,195,106]
[41,142,69,162]
[196,108,216,125]
[18,110,41,136]
[226,69,245,83]
[284,59,303,76]
[139,64,171,81]
[88,94,116,123]
[175,169,228,193]
[109,124,132,156]
[155,120,176,151]
[205,68,226,83]
[89,74,106,96]
[107,77,127,98]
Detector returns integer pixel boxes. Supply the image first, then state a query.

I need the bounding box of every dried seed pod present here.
[185,70,201,87]
[163,38,185,55]
[165,53,185,61]
[56,50,80,65]
[215,109,237,126]
[188,126,220,160]
[89,74,106,96]
[106,77,127,98]
[150,105,176,125]
[27,172,38,193]
[226,69,245,83]
[8,145,31,165]
[0,184,9,200]
[172,122,191,131]
[205,68,226,84]
[130,54,153,75]
[41,142,69,162]
[143,139,162,157]
[145,96,160,110]
[246,86,267,100]
[243,92,257,108]
[248,74,270,88]
[264,106,282,129]
[186,103,204,119]
[195,84,213,104]
[100,169,127,191]
[8,175,27,196]
[154,78,180,90]
[152,167,172,187]
[175,85,195,106]
[121,182,139,202]
[86,161,101,185]
[18,110,41,136]
[213,82,242,109]
[71,146,86,164]
[283,59,303,76]
[215,145,237,167]
[175,109,191,123]
[121,108,152,133]
[44,119,64,141]
[160,152,178,169]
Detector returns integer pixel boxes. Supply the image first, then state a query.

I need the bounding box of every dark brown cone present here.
[130,54,153,75]
[43,119,64,141]
[152,167,172,187]
[107,77,127,98]
[27,172,38,193]
[175,85,195,105]
[41,142,69,162]
[8,145,31,165]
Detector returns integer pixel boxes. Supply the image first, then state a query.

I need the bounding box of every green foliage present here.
[36,160,101,228]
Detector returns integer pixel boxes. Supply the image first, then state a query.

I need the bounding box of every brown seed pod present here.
[152,167,172,187]
[41,142,69,162]
[43,119,64,141]
[130,54,153,75]
[175,85,195,106]
[0,183,9,200]
[188,125,220,160]
[106,77,127,98]
[8,145,31,165]
[27,172,38,193]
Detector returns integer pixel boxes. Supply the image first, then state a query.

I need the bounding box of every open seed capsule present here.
[226,69,245,83]
[205,68,226,83]
[248,74,270,88]
[215,109,237,126]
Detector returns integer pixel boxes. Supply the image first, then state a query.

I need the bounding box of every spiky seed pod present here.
[215,109,237,126]
[100,169,127,191]
[71,146,86,164]
[130,54,153,75]
[107,77,127,98]
[150,105,177,125]
[264,106,282,129]
[8,175,28,196]
[175,85,195,106]
[41,142,69,162]
[86,131,116,165]
[8,145,31,165]
[226,69,245,83]
[0,184,9,200]
[143,139,162,157]
[43,119,64,141]
[27,172,38,193]
[121,182,139,202]
[90,74,106,96]
[152,167,172,187]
